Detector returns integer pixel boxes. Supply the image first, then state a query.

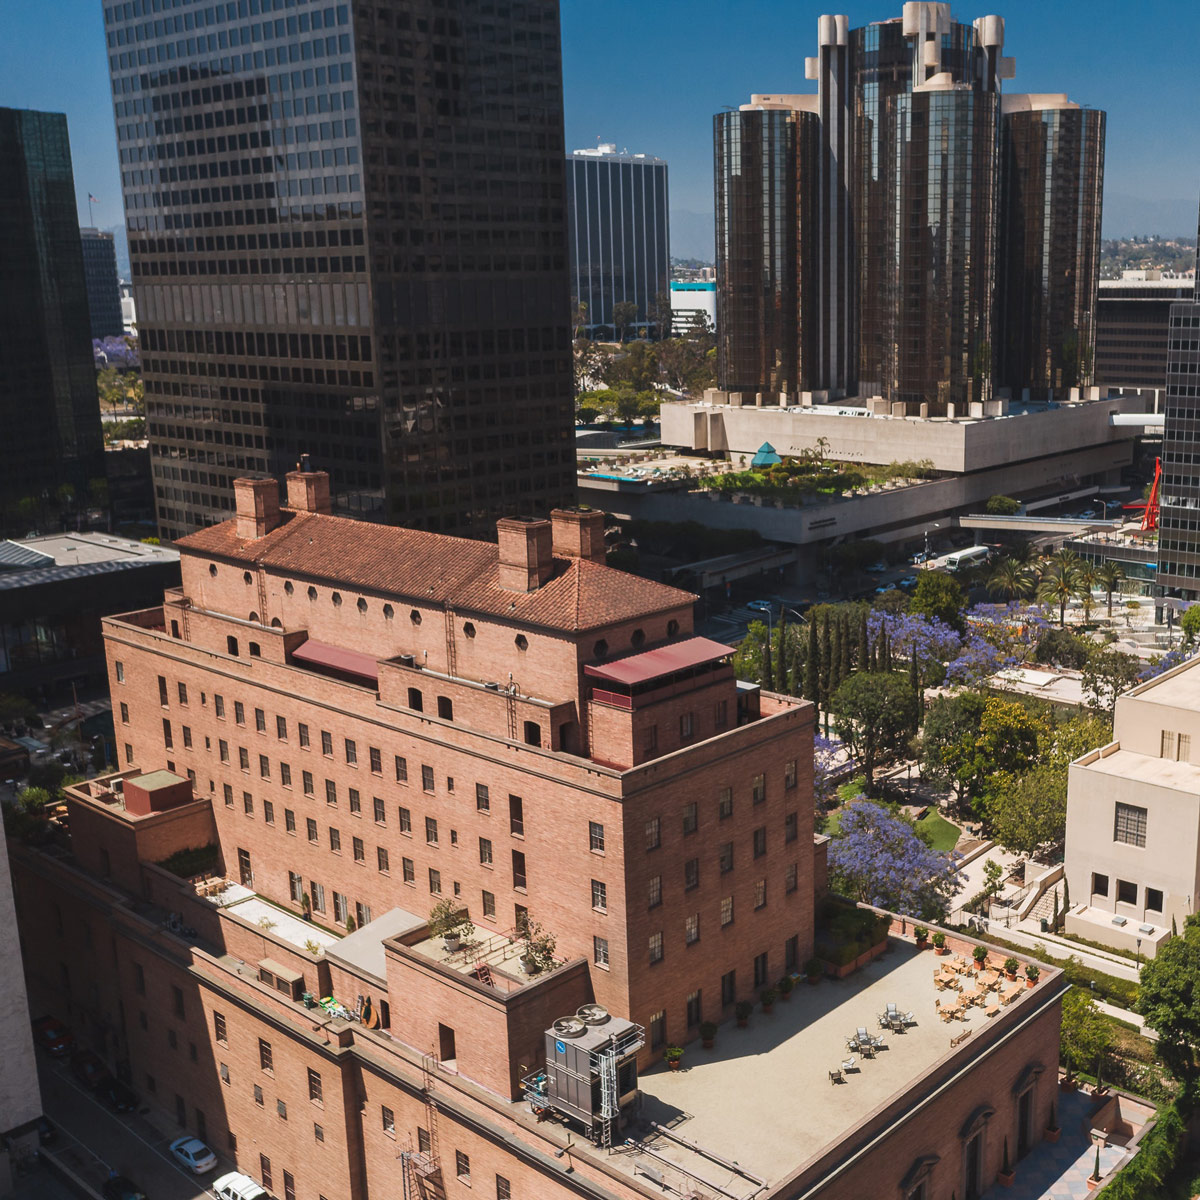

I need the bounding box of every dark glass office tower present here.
[998,104,1105,398]
[0,109,106,511]
[566,146,669,338]
[80,228,125,339]
[103,0,576,538]
[714,106,819,398]
[1156,201,1200,601]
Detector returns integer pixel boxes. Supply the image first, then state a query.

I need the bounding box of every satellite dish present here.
[576,1004,610,1026]
[551,1016,587,1038]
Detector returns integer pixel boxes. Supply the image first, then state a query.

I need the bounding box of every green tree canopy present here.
[908,571,966,632]
[1182,604,1200,647]
[830,671,918,792]
[1081,646,1142,716]
[985,495,1021,516]
[1061,988,1113,1080]
[1137,912,1200,1080]
[611,300,639,342]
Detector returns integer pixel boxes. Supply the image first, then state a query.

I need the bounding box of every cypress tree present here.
[761,637,774,692]
[820,612,832,696]
[840,613,853,681]
[830,619,843,695]
[804,617,820,705]
[857,612,869,670]
[776,607,788,692]
[909,653,921,732]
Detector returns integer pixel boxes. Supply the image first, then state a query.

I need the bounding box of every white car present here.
[213,1172,271,1200]
[169,1135,218,1174]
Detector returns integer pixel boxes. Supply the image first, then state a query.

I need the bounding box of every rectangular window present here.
[238,746,249,771]
[345,739,357,764]
[645,816,661,851]
[120,702,129,724]
[314,1124,324,1143]
[395,755,408,783]
[1114,803,1147,847]
[482,890,496,918]
[753,827,767,858]
[116,661,125,683]
[479,837,493,865]
[715,698,728,728]
[594,935,609,967]
[373,797,385,824]
[258,1039,273,1072]
[1180,734,1193,762]
[648,875,662,908]
[455,1151,470,1183]
[476,783,490,812]
[321,730,333,756]
[303,770,314,796]
[786,862,798,892]
[1117,879,1138,905]
[325,779,337,806]
[370,746,382,774]
[755,879,767,909]
[429,868,442,895]
[258,754,270,779]
[589,821,605,852]
[679,712,694,740]
[719,841,734,873]
[353,836,364,863]
[382,1106,395,1136]
[721,896,734,926]
[234,702,245,726]
[1092,871,1109,897]
[283,1172,295,1200]
[648,931,664,964]
[509,795,524,836]
[280,763,292,787]
[182,726,193,749]
[307,818,318,843]
[214,1012,227,1044]
[277,1099,287,1120]
[310,882,325,913]
[1147,887,1164,912]
[682,802,698,835]
[276,715,287,740]
[163,718,173,749]
[497,1177,512,1200]
[377,847,390,873]
[334,892,348,924]
[722,969,736,1007]
[403,858,415,884]
[349,788,361,814]
[399,807,412,834]
[285,808,296,833]
[213,693,223,718]
[785,811,798,843]
[243,791,253,815]
[255,708,266,733]
[686,989,702,1026]
[260,1155,271,1189]
[591,879,607,910]
[329,828,341,853]
[288,871,302,902]
[512,850,527,889]
[422,765,435,792]
[754,951,768,988]
[643,724,658,755]
[1162,729,1176,758]
[158,675,169,706]
[299,723,310,748]
[649,1010,665,1050]
[718,786,733,819]
[785,759,797,789]
[752,773,766,804]
[685,914,700,945]
[425,816,438,845]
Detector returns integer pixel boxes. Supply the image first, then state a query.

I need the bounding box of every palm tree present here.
[1037,561,1084,627]
[988,558,1036,602]
[1076,562,1099,622]
[1096,562,1127,618]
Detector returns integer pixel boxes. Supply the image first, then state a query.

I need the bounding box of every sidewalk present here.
[976,917,1140,984]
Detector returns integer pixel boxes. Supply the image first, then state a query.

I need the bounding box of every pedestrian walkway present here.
[978,919,1140,984]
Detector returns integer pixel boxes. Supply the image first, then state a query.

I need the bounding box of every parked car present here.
[170,1136,218,1174]
[70,1049,112,1091]
[867,561,888,573]
[898,575,919,588]
[101,1176,147,1200]
[97,1077,139,1113]
[745,599,775,616]
[213,1172,271,1200]
[31,1016,75,1057]
[34,1116,57,1146]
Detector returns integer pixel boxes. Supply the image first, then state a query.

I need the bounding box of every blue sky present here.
[3,0,1197,261]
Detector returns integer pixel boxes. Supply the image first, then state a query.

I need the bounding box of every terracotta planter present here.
[1006,972,1017,982]
[1044,1128,1061,1143]
[998,1170,1014,1188]
[935,946,948,956]
[915,938,928,951]
[1026,977,1038,988]
[806,974,821,986]
[702,1038,714,1050]
[1087,1177,1100,1191]
[667,1059,681,1071]
[1060,1078,1078,1092]
[761,1003,774,1015]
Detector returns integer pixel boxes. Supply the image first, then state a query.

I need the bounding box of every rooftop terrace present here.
[613,939,1053,1196]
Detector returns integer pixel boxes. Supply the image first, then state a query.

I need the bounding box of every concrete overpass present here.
[1110,412,1164,429]
[959,514,1122,534]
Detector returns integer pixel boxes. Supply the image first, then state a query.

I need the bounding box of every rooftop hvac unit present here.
[398,654,416,667]
[551,1016,587,1038]
[576,1004,610,1025]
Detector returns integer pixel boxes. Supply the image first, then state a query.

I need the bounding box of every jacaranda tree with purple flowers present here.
[828,800,962,919]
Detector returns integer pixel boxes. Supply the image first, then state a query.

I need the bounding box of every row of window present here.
[1091,872,1163,913]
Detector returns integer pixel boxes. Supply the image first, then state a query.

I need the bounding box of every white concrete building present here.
[1065,656,1200,958]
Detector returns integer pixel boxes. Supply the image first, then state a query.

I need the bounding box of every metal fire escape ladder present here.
[598,1045,620,1150]
[256,567,269,627]
[443,606,457,679]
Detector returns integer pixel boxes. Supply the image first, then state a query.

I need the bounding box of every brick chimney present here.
[233,477,282,539]
[496,518,554,592]
[551,508,606,564]
[285,455,332,514]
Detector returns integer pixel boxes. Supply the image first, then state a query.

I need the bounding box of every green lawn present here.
[916,809,960,852]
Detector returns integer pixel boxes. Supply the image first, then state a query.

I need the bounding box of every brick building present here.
[10,465,1068,1200]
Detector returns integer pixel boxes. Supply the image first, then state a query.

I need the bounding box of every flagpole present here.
[88,193,93,225]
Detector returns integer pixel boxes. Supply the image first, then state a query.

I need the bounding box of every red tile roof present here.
[583,637,734,687]
[177,512,696,634]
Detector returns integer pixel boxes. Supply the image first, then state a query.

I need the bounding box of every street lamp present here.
[924,522,941,560]
[1136,937,1142,967]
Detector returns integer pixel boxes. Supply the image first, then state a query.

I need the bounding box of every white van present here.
[945,545,990,572]
[213,1173,272,1200]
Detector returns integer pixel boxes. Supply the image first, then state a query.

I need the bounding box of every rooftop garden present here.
[696,449,937,503]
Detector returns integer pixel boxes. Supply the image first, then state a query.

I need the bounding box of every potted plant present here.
[1061,1057,1078,1092]
[1087,1142,1102,1190]
[735,1000,753,1028]
[805,958,823,984]
[777,975,795,1001]
[428,898,471,951]
[1025,963,1040,988]
[997,1136,1014,1187]
[1044,1100,1060,1143]
[1004,956,1020,981]
[519,918,557,975]
[760,987,778,1014]
[932,931,948,956]
[700,1021,718,1050]
[914,926,929,949]
[301,892,312,922]
[973,944,988,968]
[664,1045,684,1071]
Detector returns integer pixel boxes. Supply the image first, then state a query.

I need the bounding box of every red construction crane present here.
[1142,457,1162,532]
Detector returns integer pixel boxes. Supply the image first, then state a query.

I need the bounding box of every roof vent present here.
[1111,915,1128,927]
[484,681,501,691]
[577,1004,610,1026]
[398,654,416,667]
[551,1016,587,1039]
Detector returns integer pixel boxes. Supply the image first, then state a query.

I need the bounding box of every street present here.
[38,1056,222,1200]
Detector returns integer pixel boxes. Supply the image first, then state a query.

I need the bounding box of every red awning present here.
[292,639,380,684]
[584,637,733,688]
